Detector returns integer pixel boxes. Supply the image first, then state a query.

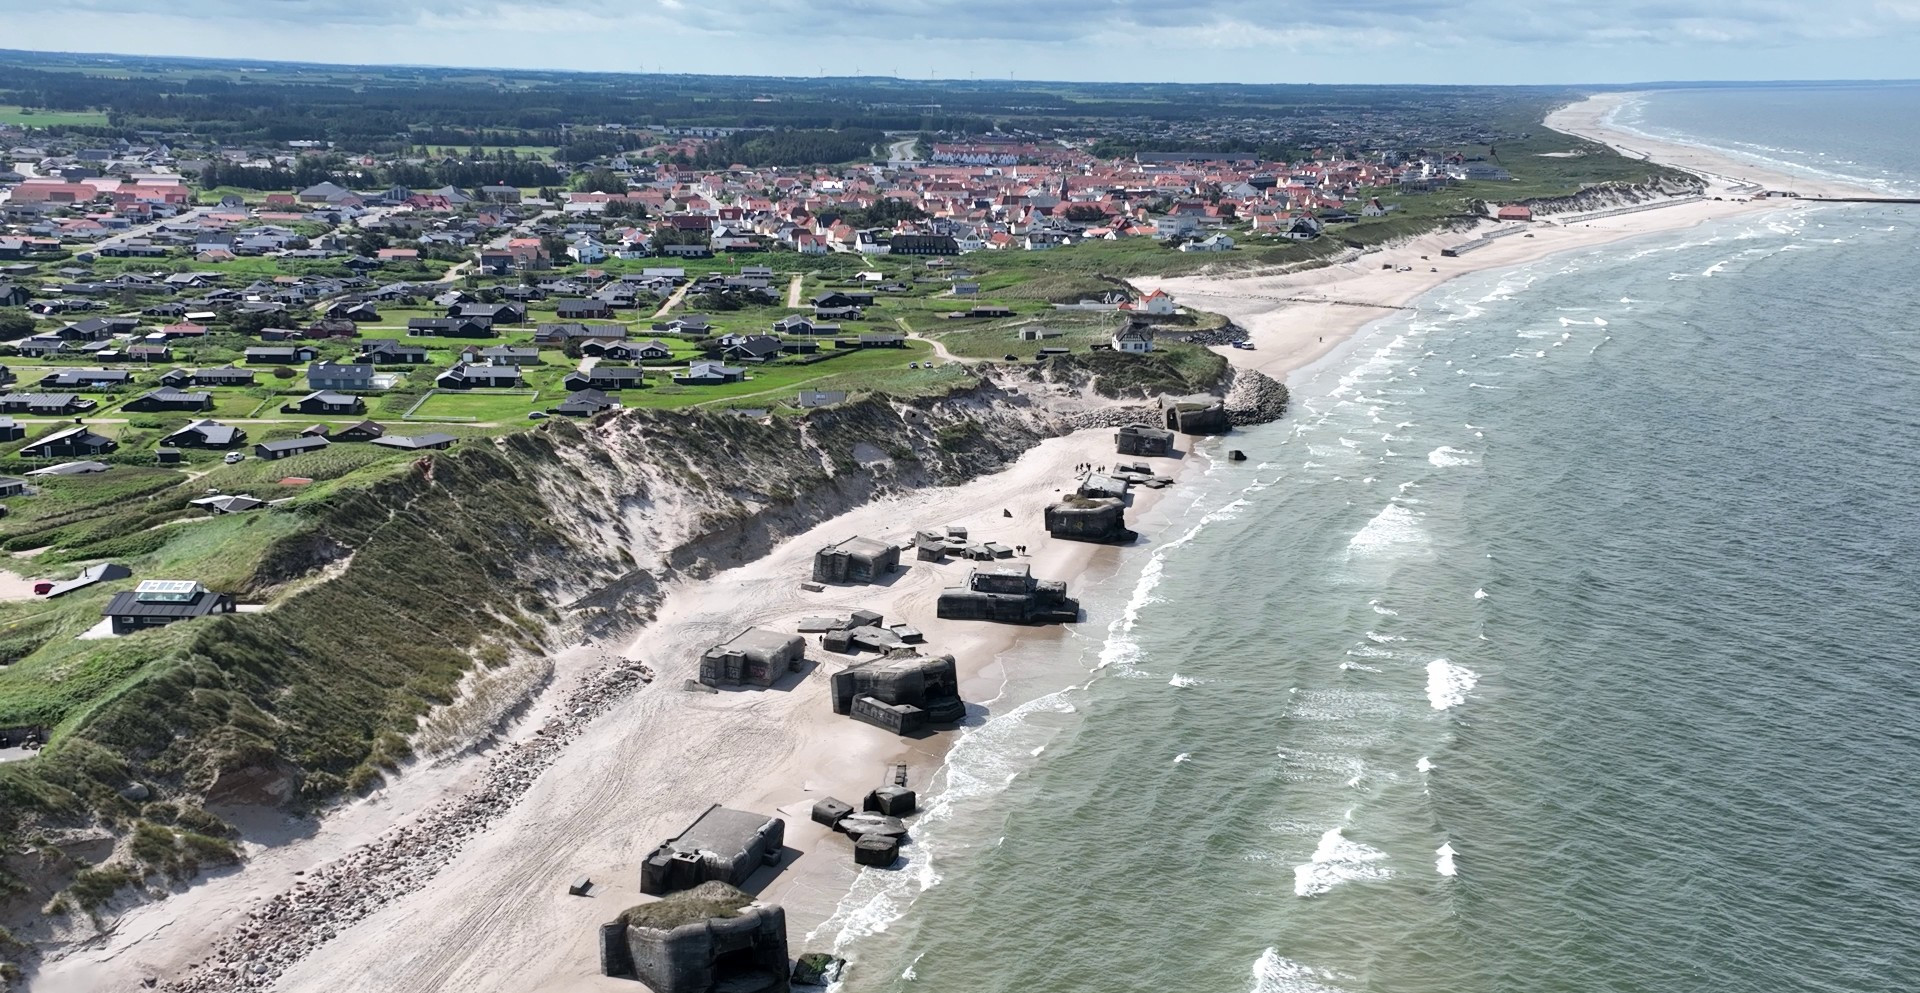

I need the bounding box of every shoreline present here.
[21,91,1862,993]
[1135,92,1879,380]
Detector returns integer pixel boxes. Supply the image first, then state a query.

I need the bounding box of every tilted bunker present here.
[829,649,966,735]
[1160,393,1231,435]
[1044,495,1137,545]
[936,564,1079,624]
[812,536,900,584]
[699,627,806,688]
[1115,422,1177,457]
[601,881,791,993]
[640,805,786,896]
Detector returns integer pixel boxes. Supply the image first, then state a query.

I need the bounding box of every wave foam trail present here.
[1169,674,1202,688]
[1416,756,1433,773]
[1436,842,1458,877]
[1347,504,1427,555]
[1174,752,1191,764]
[1474,588,1489,599]
[1425,659,1480,710]
[1249,949,1345,993]
[1293,828,1392,897]
[1428,446,1477,467]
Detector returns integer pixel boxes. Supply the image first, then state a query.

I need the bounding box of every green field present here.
[0,105,110,127]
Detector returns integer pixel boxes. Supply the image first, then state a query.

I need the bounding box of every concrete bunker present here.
[829,649,966,735]
[936,564,1079,624]
[640,805,786,896]
[1044,495,1137,545]
[699,627,806,688]
[601,881,791,993]
[1115,422,1176,457]
[811,536,900,584]
[1159,394,1231,435]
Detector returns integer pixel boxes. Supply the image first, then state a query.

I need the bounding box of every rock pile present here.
[154,656,655,993]
[1178,321,1251,348]
[1223,370,1290,426]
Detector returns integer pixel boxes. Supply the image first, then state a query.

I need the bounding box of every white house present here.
[1178,234,1236,253]
[567,238,608,264]
[1111,324,1154,353]
[1153,216,1199,240]
[1128,288,1177,315]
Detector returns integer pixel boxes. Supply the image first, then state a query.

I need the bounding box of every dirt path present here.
[785,274,804,308]
[650,282,692,320]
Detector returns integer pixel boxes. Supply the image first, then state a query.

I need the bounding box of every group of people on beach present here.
[1074,462,1107,474]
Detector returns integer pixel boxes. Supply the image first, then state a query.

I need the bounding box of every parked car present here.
[223,452,245,464]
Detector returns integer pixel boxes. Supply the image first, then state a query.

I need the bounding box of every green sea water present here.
[813,87,1920,993]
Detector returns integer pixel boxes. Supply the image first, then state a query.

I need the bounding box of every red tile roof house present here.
[1496,205,1534,222]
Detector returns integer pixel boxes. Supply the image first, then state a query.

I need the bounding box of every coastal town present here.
[0,52,1739,993]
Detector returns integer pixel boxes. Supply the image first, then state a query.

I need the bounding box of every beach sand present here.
[27,93,1874,993]
[35,426,1197,993]
[1135,93,1879,384]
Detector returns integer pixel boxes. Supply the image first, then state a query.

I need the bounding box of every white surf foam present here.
[1473,588,1488,599]
[1425,659,1480,710]
[1436,842,1458,877]
[1293,827,1392,897]
[1415,756,1433,773]
[1346,504,1426,554]
[1249,948,1345,993]
[1428,446,1477,467]
[1169,674,1202,688]
[1174,752,1191,764]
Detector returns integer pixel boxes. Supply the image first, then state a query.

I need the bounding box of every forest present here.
[0,49,1586,154]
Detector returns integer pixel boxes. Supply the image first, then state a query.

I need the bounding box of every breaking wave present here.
[1293,827,1392,897]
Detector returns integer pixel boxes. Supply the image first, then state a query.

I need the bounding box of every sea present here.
[809,85,1920,993]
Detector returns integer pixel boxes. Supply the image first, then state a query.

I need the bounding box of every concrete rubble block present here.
[812,535,900,584]
[791,953,846,988]
[811,797,854,829]
[829,649,965,735]
[698,627,807,689]
[837,812,909,843]
[1159,393,1231,435]
[570,875,594,896]
[854,833,902,867]
[1044,496,1137,545]
[640,805,786,896]
[936,564,1079,625]
[863,785,917,817]
[820,628,854,654]
[612,881,791,993]
[797,615,843,633]
[847,609,884,628]
[1115,422,1176,457]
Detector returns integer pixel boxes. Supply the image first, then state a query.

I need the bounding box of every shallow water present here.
[816,88,1920,992]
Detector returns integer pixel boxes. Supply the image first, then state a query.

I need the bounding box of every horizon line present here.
[1,46,1917,91]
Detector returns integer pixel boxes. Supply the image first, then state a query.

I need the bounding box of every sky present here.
[1,0,1919,85]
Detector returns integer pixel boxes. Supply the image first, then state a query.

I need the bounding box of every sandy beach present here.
[33,422,1201,993]
[1137,93,1880,383]
[25,93,1881,993]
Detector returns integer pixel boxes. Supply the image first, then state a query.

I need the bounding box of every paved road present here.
[885,136,921,168]
[82,206,213,253]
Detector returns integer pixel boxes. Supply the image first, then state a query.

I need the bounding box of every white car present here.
[223,452,245,464]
